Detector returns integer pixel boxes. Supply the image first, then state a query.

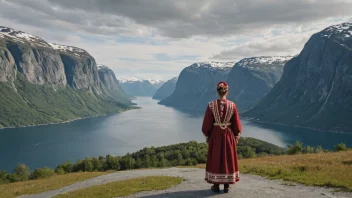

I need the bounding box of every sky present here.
[0,0,351,81]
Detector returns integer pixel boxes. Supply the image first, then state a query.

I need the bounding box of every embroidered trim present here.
[209,100,234,129]
[205,171,240,183]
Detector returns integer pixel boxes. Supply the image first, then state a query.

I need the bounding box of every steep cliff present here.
[153,77,178,100]
[243,23,352,132]
[159,62,233,111]
[0,47,16,83]
[50,43,102,94]
[227,56,291,111]
[0,26,132,128]
[97,65,132,105]
[0,26,67,87]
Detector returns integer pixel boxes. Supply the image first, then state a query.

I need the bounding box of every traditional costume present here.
[202,82,242,186]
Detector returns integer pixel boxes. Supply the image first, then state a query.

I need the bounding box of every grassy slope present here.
[54,176,182,198]
[0,172,109,198]
[0,74,132,128]
[196,150,352,191]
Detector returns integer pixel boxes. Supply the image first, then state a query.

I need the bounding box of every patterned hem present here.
[205,171,240,183]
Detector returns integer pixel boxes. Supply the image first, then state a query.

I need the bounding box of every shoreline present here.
[242,117,352,135]
[0,106,140,131]
[157,103,352,134]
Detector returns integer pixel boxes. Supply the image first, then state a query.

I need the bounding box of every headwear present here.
[217,81,229,90]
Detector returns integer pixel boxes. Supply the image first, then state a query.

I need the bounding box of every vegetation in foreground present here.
[239,150,352,191]
[54,176,182,198]
[0,138,350,197]
[0,172,109,198]
[194,148,352,192]
[0,138,284,185]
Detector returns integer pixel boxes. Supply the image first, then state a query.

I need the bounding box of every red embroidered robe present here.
[202,99,242,184]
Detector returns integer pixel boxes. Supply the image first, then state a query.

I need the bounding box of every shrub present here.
[334,143,348,152]
[0,170,9,184]
[287,141,303,155]
[303,146,315,154]
[55,167,65,175]
[55,161,73,174]
[10,164,30,182]
[29,167,55,180]
[314,145,323,153]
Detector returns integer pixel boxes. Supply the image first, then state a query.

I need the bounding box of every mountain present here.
[119,78,157,96]
[0,26,66,87]
[243,22,352,132]
[152,77,178,100]
[97,65,132,105]
[159,62,233,111]
[149,79,165,89]
[0,26,132,128]
[227,56,292,111]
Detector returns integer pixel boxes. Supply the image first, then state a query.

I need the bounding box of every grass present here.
[192,151,352,191]
[0,172,109,198]
[185,151,352,191]
[0,73,132,128]
[54,176,183,198]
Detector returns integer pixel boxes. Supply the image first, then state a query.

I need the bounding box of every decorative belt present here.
[213,123,231,129]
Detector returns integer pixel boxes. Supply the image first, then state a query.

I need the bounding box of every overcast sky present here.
[0,0,351,80]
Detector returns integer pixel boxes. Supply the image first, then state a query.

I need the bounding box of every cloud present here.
[1,0,352,38]
[0,0,351,80]
[211,33,311,60]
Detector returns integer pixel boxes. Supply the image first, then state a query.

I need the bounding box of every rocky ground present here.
[20,168,352,198]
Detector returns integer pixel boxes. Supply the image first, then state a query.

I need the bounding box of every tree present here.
[143,155,151,168]
[55,161,73,174]
[151,155,158,167]
[314,145,323,153]
[303,146,315,154]
[334,143,348,152]
[29,167,55,180]
[0,170,9,184]
[105,155,120,170]
[92,158,103,171]
[10,164,30,182]
[83,158,93,172]
[73,159,84,172]
[287,141,303,155]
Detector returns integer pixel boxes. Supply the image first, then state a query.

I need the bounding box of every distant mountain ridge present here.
[159,57,291,112]
[153,77,178,100]
[119,77,164,96]
[243,22,352,132]
[227,56,292,111]
[159,62,233,111]
[0,26,132,128]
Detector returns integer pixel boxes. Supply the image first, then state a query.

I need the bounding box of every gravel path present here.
[20,168,352,198]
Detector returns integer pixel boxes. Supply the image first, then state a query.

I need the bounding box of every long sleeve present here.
[202,105,214,137]
[231,104,242,136]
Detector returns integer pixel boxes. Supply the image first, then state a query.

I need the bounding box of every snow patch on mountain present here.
[97,64,109,70]
[118,77,143,83]
[0,26,51,48]
[190,61,235,69]
[149,79,165,85]
[320,22,352,38]
[236,56,292,69]
[49,43,88,57]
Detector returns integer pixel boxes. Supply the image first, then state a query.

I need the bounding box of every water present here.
[1,97,351,172]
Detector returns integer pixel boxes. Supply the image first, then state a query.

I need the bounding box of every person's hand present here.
[235,133,241,143]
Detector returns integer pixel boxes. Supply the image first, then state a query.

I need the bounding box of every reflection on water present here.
[0,97,351,172]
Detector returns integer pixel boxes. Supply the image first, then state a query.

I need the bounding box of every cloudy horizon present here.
[0,0,351,80]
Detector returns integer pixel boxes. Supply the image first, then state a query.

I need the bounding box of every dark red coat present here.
[202,99,242,184]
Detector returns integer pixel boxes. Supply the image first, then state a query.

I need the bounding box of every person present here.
[202,81,242,193]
